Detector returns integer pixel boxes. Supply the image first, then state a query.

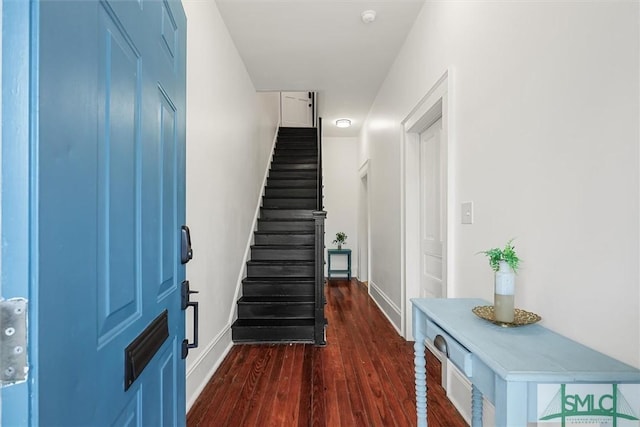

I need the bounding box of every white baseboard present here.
[186,325,233,411]
[368,281,402,334]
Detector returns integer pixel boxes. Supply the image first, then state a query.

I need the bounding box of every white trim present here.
[368,281,402,334]
[358,159,370,177]
[400,69,455,341]
[186,325,233,411]
[228,121,280,325]
[357,159,371,283]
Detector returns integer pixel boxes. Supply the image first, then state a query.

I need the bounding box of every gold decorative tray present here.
[472,306,541,328]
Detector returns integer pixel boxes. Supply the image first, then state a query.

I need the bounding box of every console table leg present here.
[414,339,427,427]
[471,384,483,427]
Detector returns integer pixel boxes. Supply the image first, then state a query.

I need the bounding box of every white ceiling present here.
[215,0,425,137]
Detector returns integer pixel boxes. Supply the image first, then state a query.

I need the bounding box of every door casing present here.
[401,70,453,341]
[1,1,34,424]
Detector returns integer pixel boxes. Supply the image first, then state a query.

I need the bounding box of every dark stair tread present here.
[266,176,316,179]
[262,199,318,204]
[260,208,316,210]
[274,149,317,153]
[232,318,314,327]
[254,231,314,235]
[266,180,316,185]
[238,296,314,304]
[250,244,314,249]
[258,210,316,220]
[243,277,315,283]
[260,208,315,213]
[257,218,314,222]
[247,260,314,265]
[263,196,317,200]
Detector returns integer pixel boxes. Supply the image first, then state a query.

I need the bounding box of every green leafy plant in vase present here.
[333,232,347,250]
[479,239,521,323]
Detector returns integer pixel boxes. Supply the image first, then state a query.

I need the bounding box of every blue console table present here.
[327,249,351,279]
[411,298,640,427]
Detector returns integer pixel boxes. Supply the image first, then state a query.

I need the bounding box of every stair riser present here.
[279,131,315,135]
[276,142,316,149]
[272,156,318,164]
[231,325,314,343]
[263,198,316,209]
[279,127,316,132]
[247,264,314,277]
[274,149,317,157]
[278,137,316,144]
[254,234,314,245]
[278,132,316,138]
[271,163,317,171]
[265,188,316,198]
[275,145,316,151]
[267,179,316,188]
[242,283,314,297]
[251,247,314,261]
[238,303,314,319]
[269,171,317,179]
[260,209,314,219]
[257,220,314,231]
[278,140,316,144]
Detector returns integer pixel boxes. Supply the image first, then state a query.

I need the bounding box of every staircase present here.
[231,126,327,344]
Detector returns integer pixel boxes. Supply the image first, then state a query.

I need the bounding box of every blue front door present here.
[12,0,187,424]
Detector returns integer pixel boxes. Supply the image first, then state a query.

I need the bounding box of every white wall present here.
[183,0,280,409]
[361,1,639,369]
[323,137,359,276]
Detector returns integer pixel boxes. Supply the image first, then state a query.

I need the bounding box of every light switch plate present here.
[461,202,473,224]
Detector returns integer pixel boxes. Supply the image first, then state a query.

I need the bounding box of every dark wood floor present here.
[187,279,467,427]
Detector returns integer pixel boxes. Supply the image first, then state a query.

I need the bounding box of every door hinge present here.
[1,298,28,387]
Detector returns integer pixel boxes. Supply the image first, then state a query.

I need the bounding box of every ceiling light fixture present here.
[361,10,376,24]
[336,119,352,128]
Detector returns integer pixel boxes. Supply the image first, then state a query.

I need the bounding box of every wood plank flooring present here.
[187,279,468,427]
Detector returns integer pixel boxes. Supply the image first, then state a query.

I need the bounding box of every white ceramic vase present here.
[494,260,515,323]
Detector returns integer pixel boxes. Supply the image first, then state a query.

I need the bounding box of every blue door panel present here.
[34,0,187,425]
[159,341,178,426]
[97,5,142,343]
[159,89,177,299]
[161,4,177,61]
[38,1,101,423]
[112,390,141,427]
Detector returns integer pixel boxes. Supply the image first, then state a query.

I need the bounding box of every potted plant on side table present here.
[333,232,347,250]
[479,239,520,323]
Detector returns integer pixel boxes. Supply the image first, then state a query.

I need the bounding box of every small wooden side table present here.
[327,249,351,279]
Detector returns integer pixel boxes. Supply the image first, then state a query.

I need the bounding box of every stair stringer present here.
[228,121,281,327]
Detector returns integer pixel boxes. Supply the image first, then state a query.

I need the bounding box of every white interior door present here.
[419,118,446,298]
[281,91,312,127]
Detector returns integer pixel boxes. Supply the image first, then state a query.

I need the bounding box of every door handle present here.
[434,334,449,357]
[181,225,193,264]
[181,280,199,359]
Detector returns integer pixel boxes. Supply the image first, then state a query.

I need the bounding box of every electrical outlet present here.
[461,202,473,224]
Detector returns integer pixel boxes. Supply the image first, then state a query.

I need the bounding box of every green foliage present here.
[332,232,347,245]
[479,239,520,272]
